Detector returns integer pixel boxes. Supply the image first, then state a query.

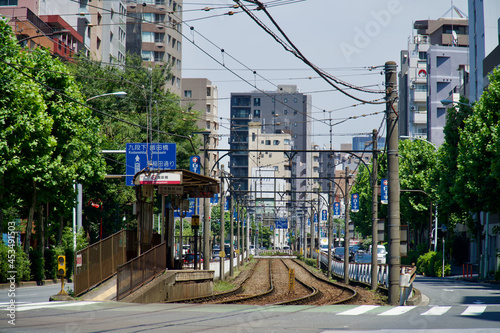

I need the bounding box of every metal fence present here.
[116,242,166,301]
[74,230,134,297]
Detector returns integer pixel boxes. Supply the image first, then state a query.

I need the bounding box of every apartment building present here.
[126,0,183,95]
[399,16,469,147]
[181,78,219,178]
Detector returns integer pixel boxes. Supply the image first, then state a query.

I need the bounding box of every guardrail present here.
[74,230,134,297]
[317,251,416,305]
[116,242,166,301]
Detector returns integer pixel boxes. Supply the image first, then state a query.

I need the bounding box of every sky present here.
[180,0,469,152]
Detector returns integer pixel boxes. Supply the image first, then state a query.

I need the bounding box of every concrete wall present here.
[121,270,214,303]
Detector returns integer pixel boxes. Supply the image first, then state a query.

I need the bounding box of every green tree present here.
[433,98,474,232]
[454,68,500,232]
[67,55,203,242]
[0,20,106,253]
[351,140,437,246]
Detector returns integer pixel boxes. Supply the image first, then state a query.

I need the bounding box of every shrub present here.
[29,249,45,282]
[304,258,316,268]
[0,243,31,283]
[416,251,450,277]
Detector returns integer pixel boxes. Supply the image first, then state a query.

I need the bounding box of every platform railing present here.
[116,242,166,301]
[74,230,133,297]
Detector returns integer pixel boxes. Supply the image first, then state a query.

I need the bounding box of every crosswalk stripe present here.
[378,306,416,316]
[1,301,100,312]
[421,306,451,316]
[461,305,486,316]
[337,305,379,315]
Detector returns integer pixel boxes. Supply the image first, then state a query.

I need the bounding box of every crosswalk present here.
[334,304,489,316]
[0,301,494,317]
[0,301,100,312]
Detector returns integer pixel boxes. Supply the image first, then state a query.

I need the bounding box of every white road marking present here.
[378,306,416,316]
[421,306,451,316]
[337,305,379,315]
[461,305,486,316]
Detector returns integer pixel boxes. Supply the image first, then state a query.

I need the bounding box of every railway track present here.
[168,258,357,306]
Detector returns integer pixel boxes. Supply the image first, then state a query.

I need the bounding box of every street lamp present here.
[72,91,128,251]
[400,135,439,251]
[86,91,127,102]
[440,99,471,107]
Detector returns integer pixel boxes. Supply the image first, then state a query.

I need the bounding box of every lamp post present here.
[70,92,128,251]
[400,135,438,251]
[86,91,127,102]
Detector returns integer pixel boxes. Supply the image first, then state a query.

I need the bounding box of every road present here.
[1,277,499,332]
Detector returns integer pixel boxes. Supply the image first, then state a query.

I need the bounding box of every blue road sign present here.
[126,143,176,186]
[308,218,311,226]
[225,197,230,211]
[275,218,288,229]
[351,193,359,212]
[333,202,341,217]
[381,179,388,204]
[174,198,195,218]
[322,210,327,221]
[314,213,318,224]
[190,156,201,174]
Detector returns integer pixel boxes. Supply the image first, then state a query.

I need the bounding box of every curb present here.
[0,279,67,289]
[406,287,422,306]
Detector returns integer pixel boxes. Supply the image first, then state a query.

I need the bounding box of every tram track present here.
[168,258,357,306]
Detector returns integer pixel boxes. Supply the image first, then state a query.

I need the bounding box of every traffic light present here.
[57,255,66,277]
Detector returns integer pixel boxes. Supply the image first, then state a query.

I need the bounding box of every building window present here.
[184,90,192,98]
[414,84,427,91]
[154,51,164,62]
[206,105,211,113]
[142,12,154,22]
[284,139,290,145]
[254,98,261,106]
[294,110,297,115]
[294,98,298,103]
[418,52,427,60]
[155,32,164,43]
[207,87,211,97]
[142,31,154,42]
[265,140,271,145]
[284,109,288,114]
[155,13,166,22]
[273,140,280,145]
[206,121,211,129]
[284,98,288,103]
[274,166,279,171]
[254,110,260,118]
[0,0,17,5]
[141,50,153,61]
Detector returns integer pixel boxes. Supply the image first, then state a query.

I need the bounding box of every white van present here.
[369,244,387,264]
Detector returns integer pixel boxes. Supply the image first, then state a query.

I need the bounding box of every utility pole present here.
[371,129,379,290]
[229,188,235,277]
[344,167,350,285]
[202,132,211,270]
[237,198,241,270]
[327,182,333,279]
[385,61,401,305]
[219,165,225,280]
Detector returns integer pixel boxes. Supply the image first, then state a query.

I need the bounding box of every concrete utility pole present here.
[237,199,241,270]
[219,165,225,280]
[327,182,333,279]
[230,190,235,277]
[344,167,350,285]
[385,61,401,305]
[202,132,211,271]
[371,129,379,290]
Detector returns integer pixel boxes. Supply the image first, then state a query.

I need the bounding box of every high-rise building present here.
[229,85,312,226]
[181,78,219,177]
[126,0,183,96]
[399,15,469,147]
[468,0,500,102]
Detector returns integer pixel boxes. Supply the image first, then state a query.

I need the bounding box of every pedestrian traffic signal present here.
[57,255,66,277]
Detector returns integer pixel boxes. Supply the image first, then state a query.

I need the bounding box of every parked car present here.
[354,251,372,264]
[333,247,345,261]
[369,244,387,264]
[183,253,203,264]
